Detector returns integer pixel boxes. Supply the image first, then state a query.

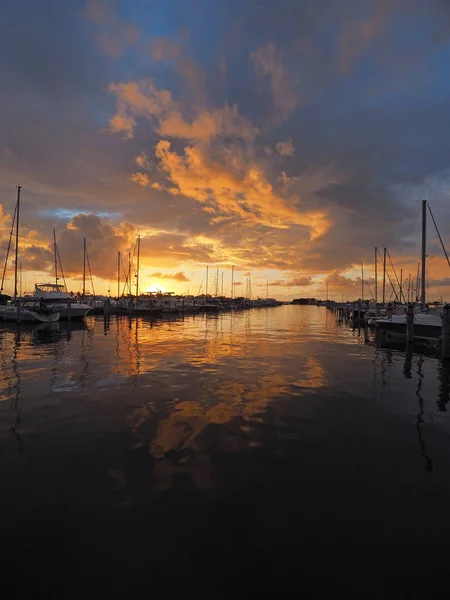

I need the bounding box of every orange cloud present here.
[159,104,258,142]
[268,277,312,287]
[150,140,329,237]
[150,271,189,282]
[276,139,295,157]
[108,80,174,138]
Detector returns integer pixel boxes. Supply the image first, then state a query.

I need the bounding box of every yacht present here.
[0,302,60,324]
[27,283,91,320]
[375,312,441,343]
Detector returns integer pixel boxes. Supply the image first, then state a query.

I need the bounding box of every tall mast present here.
[117,251,121,298]
[382,247,387,304]
[14,186,21,300]
[399,268,403,304]
[221,272,224,297]
[206,265,209,296]
[266,278,268,300]
[415,261,420,303]
[231,265,234,299]
[128,251,131,295]
[374,247,378,304]
[136,235,140,297]
[421,199,427,306]
[361,261,364,301]
[83,237,86,300]
[53,228,58,286]
[216,268,219,297]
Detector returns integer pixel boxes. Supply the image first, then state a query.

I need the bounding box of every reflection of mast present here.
[416,356,433,472]
[10,331,23,452]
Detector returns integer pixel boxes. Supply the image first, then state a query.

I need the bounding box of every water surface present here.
[1,306,450,595]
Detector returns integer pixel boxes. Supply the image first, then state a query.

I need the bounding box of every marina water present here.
[2,305,450,594]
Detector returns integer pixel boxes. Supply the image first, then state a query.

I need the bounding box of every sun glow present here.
[146,284,165,294]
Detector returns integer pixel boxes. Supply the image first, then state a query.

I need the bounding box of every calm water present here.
[2,305,450,595]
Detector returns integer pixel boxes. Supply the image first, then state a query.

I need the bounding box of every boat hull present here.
[376,320,441,342]
[0,308,60,324]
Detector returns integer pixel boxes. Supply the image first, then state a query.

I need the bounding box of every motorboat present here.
[26,283,91,320]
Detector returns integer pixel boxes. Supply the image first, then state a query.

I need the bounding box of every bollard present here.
[406,303,414,344]
[387,302,393,321]
[442,304,450,360]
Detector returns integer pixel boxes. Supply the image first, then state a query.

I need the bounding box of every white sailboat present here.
[24,230,90,320]
[0,186,60,324]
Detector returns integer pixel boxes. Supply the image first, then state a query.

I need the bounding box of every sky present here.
[1,0,450,301]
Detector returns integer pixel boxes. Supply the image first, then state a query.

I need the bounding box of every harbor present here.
[3,0,450,594]
[2,304,450,594]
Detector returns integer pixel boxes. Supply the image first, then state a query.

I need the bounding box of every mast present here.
[53,228,58,286]
[266,278,269,300]
[374,247,378,304]
[117,251,121,298]
[128,251,131,295]
[361,261,364,301]
[421,199,426,306]
[206,265,209,296]
[1,201,17,295]
[399,268,403,304]
[415,261,420,303]
[14,186,21,300]
[136,235,140,297]
[231,265,234,299]
[216,268,219,297]
[382,247,387,304]
[83,237,86,300]
[221,272,224,297]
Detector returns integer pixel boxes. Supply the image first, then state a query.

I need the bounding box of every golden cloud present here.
[148,141,329,238]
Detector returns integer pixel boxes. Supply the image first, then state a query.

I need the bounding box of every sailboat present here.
[24,230,91,320]
[375,200,443,342]
[0,187,60,324]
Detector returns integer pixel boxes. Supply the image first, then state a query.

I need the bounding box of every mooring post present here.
[442,304,450,360]
[406,303,414,344]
